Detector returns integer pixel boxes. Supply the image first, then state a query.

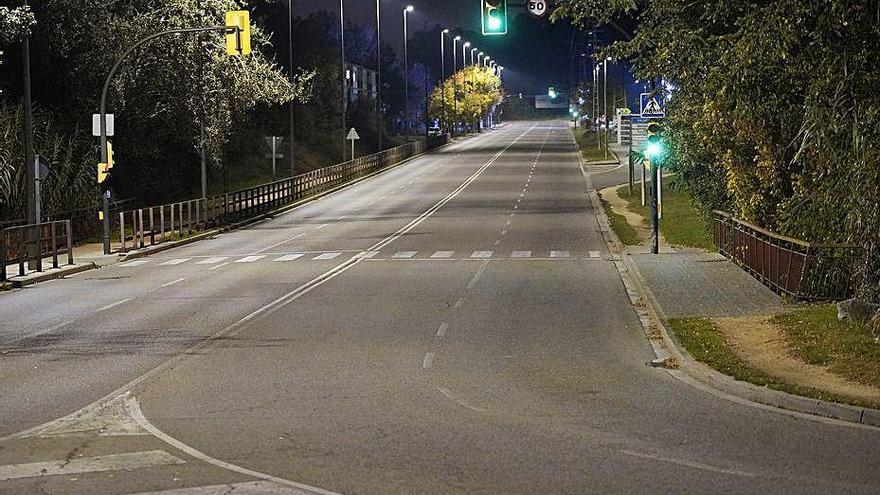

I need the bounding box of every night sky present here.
[287,0,578,94]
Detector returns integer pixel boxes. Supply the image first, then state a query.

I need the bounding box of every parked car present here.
[428,126,443,136]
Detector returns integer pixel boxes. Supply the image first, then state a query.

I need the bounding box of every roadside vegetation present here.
[600,197,640,246]
[609,183,714,250]
[574,129,615,163]
[668,316,880,409]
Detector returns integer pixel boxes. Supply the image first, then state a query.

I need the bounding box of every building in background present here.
[345,63,378,104]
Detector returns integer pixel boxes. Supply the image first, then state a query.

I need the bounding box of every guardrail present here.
[112,137,442,253]
[713,210,862,300]
[1,220,74,282]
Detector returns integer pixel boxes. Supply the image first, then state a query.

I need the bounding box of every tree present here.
[430,66,502,130]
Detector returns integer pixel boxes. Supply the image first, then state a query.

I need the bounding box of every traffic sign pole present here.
[649,157,660,255]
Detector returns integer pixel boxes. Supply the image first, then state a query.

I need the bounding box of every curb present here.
[5,263,98,289]
[581,167,880,427]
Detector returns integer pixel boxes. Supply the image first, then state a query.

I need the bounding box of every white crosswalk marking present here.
[472,251,493,258]
[235,255,266,263]
[355,251,380,259]
[128,481,316,495]
[196,257,228,265]
[158,259,190,266]
[0,450,184,481]
[550,251,570,258]
[431,251,454,259]
[313,252,341,260]
[392,251,417,259]
[589,251,601,259]
[274,254,305,262]
[120,260,150,267]
[511,251,532,258]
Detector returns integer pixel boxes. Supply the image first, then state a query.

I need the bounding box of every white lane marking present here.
[5,320,74,345]
[209,262,230,271]
[275,254,306,262]
[454,298,465,309]
[0,450,184,481]
[620,450,758,478]
[159,278,186,289]
[355,251,380,259]
[315,223,328,230]
[514,205,519,210]
[235,255,266,264]
[422,352,435,369]
[431,251,454,259]
[126,399,344,495]
[313,252,341,260]
[471,251,493,258]
[392,251,417,259]
[97,298,132,312]
[254,233,307,254]
[196,257,228,265]
[589,251,601,258]
[494,240,501,246]
[511,251,532,258]
[120,260,150,267]
[408,180,414,185]
[466,261,490,290]
[436,322,449,338]
[158,259,190,266]
[436,387,488,413]
[129,481,314,495]
[337,215,347,220]
[505,220,511,226]
[550,251,570,258]
[379,195,387,200]
[501,229,508,236]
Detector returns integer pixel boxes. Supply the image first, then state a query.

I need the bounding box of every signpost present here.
[264,136,285,180]
[346,128,360,160]
[526,0,548,17]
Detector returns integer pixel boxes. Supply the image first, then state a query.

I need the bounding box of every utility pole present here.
[375,0,383,152]
[340,0,347,161]
[22,1,35,224]
[288,0,296,176]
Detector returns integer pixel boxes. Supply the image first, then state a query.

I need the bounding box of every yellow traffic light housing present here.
[226,11,252,56]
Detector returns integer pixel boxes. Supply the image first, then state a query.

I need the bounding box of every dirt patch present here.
[599,185,666,246]
[715,316,880,405]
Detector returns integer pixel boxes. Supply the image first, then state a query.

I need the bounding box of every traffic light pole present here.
[98,26,235,255]
[649,157,660,255]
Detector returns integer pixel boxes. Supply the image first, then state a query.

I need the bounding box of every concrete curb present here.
[110,133,481,264]
[583,169,880,427]
[4,263,98,289]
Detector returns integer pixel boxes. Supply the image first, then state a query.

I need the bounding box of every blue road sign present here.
[640,93,665,117]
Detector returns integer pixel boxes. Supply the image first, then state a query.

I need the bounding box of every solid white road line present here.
[209,262,230,271]
[620,450,757,478]
[129,481,315,495]
[436,386,488,413]
[97,298,133,312]
[471,251,493,258]
[511,251,532,258]
[254,233,307,254]
[275,254,306,262]
[5,320,74,345]
[235,255,266,264]
[392,251,417,259]
[431,251,454,259]
[313,252,341,260]
[158,278,186,289]
[315,224,328,230]
[436,322,449,338]
[422,352,435,369]
[550,251,570,258]
[196,257,228,265]
[120,260,150,267]
[454,298,465,309]
[158,259,190,266]
[0,450,184,481]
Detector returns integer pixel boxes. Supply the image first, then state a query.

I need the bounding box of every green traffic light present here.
[645,142,664,158]
[488,16,502,31]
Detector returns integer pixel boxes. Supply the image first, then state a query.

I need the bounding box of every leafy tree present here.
[429,66,502,130]
[0,5,34,44]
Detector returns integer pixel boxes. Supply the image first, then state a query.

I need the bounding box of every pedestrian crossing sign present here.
[640,93,665,117]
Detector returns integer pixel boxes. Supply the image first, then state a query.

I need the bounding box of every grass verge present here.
[600,197,640,246]
[668,316,880,409]
[616,184,714,250]
[773,305,880,389]
[573,128,615,162]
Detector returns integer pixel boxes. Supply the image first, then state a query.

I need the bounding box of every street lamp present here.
[470,47,478,66]
[462,42,470,72]
[440,29,449,132]
[478,52,484,65]
[403,5,414,136]
[376,0,383,151]
[453,36,461,133]
[340,0,347,160]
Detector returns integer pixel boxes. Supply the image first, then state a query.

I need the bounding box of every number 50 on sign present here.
[527,0,548,17]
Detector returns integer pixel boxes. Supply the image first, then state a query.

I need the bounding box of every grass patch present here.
[601,197,641,246]
[573,128,615,162]
[616,184,714,250]
[774,305,880,388]
[669,316,880,408]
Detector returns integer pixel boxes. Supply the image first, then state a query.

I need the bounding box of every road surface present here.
[1,121,878,494]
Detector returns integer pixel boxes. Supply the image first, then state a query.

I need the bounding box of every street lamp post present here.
[440,29,449,133]
[375,0,383,151]
[340,0,347,160]
[471,47,478,66]
[478,52,484,66]
[403,6,414,136]
[604,57,609,160]
[453,36,460,134]
[462,42,470,74]
[288,0,296,176]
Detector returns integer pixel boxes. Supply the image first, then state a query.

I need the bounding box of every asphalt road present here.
[1,121,879,494]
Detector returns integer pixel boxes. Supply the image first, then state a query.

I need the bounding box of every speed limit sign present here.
[527,0,548,17]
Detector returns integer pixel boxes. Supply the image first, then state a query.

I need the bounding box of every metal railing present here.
[713,210,862,300]
[1,220,74,282]
[111,137,439,253]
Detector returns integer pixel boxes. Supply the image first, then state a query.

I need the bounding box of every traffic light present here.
[481,0,508,36]
[225,11,252,56]
[548,86,558,99]
[645,120,665,158]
